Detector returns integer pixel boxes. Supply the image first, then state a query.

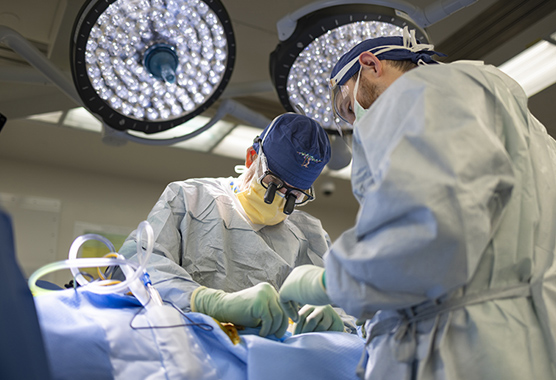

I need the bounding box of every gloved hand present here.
[294,304,344,334]
[191,282,288,338]
[279,265,331,322]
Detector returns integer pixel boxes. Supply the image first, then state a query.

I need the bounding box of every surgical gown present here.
[325,61,556,379]
[118,177,331,313]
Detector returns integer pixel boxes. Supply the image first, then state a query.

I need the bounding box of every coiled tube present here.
[28,221,154,297]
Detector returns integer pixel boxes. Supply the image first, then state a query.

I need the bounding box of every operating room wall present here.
[0,158,164,286]
[0,119,360,287]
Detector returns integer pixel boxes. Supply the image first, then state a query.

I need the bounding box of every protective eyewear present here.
[257,140,315,215]
[329,53,361,125]
[330,82,354,125]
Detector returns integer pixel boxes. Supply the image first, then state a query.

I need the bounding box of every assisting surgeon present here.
[279,28,556,379]
[115,113,354,338]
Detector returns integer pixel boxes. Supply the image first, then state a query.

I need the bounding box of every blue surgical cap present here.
[330,29,445,87]
[253,113,331,190]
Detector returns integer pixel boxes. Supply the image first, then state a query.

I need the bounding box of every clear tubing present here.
[118,220,158,307]
[136,220,154,267]
[29,221,155,298]
[28,258,138,296]
[28,222,217,377]
[65,221,154,294]
[68,234,116,286]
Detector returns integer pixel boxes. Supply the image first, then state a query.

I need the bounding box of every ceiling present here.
[1,0,556,181]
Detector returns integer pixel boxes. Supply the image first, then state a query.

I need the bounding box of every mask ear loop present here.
[354,67,362,101]
[352,65,364,122]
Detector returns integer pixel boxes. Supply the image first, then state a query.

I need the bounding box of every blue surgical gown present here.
[325,61,556,379]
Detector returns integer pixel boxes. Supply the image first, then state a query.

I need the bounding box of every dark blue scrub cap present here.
[252,113,331,190]
[330,29,445,87]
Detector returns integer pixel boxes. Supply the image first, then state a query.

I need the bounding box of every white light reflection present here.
[86,0,229,122]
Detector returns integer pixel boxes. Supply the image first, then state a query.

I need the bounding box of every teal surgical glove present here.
[279,265,331,322]
[294,304,344,335]
[191,282,288,338]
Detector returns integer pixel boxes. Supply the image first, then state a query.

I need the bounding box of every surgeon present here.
[115,113,351,338]
[279,27,556,379]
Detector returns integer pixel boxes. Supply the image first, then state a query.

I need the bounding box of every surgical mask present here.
[236,180,287,225]
[352,67,367,124]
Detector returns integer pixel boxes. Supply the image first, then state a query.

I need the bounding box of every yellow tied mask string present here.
[237,180,287,225]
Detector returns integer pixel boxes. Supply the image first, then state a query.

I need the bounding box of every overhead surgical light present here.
[70,0,236,134]
[269,0,478,132]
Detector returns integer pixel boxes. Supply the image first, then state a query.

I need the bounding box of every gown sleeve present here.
[117,181,200,311]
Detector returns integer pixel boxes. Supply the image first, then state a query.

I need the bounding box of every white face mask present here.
[352,67,367,124]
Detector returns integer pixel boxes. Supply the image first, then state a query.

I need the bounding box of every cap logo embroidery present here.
[297,151,322,168]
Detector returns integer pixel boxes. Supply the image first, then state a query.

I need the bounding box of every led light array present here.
[72,0,235,133]
[84,0,227,122]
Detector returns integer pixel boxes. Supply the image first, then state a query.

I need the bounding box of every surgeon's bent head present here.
[329,27,444,125]
[236,113,331,225]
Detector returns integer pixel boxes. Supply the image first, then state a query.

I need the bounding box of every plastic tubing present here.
[68,234,116,286]
[28,258,138,296]
[29,221,155,296]
[136,220,154,267]
[113,220,154,285]
[65,221,154,295]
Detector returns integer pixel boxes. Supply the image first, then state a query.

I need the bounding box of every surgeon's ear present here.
[359,51,382,78]
[245,146,258,168]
